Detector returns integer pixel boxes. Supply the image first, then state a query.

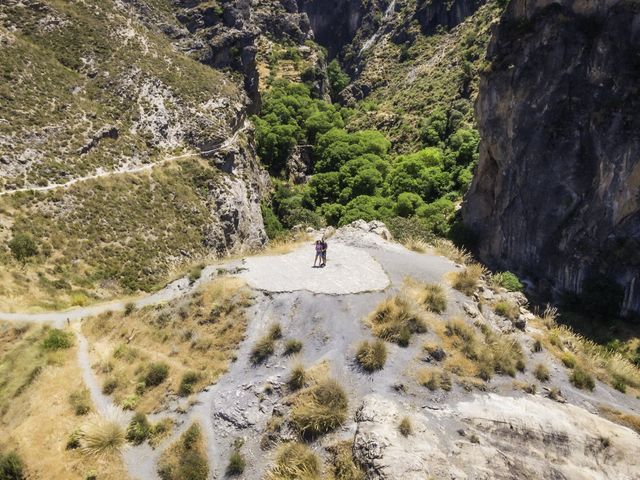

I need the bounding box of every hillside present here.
[1,223,639,479]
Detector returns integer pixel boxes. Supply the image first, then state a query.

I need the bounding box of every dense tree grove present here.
[253,79,480,239]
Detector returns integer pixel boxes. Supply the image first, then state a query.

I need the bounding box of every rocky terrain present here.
[463,0,640,316]
[1,223,639,479]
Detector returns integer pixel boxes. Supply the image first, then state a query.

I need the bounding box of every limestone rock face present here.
[353,394,640,479]
[462,0,640,315]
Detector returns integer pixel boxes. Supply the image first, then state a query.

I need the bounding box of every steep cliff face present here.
[463,0,640,316]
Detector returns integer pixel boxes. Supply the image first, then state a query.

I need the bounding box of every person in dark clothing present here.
[313,240,323,267]
[320,239,327,267]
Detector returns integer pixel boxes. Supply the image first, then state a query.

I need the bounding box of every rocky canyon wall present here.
[463,0,640,316]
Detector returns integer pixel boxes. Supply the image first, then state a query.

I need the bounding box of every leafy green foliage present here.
[327,59,350,100]
[126,412,151,445]
[8,233,38,265]
[42,328,73,350]
[492,271,524,292]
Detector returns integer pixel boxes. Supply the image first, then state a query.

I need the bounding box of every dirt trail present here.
[0,121,248,197]
[2,226,640,479]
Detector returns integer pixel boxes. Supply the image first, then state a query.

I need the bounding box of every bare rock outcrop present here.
[463,0,640,316]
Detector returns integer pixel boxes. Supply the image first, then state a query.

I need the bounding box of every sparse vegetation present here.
[144,362,170,388]
[327,441,365,480]
[399,416,413,436]
[491,271,523,292]
[570,367,595,391]
[158,423,209,480]
[419,283,447,313]
[450,264,485,295]
[69,388,91,416]
[367,294,427,346]
[42,328,73,350]
[355,339,387,372]
[290,379,348,439]
[288,364,307,391]
[534,363,550,382]
[226,450,246,476]
[251,335,276,365]
[284,339,303,356]
[126,412,151,445]
[268,323,283,340]
[417,367,452,391]
[493,300,519,321]
[266,442,321,480]
[599,405,640,434]
[0,451,25,480]
[178,372,200,397]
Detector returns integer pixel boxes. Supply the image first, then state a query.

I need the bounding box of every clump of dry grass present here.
[367,294,427,347]
[403,237,429,253]
[417,367,452,391]
[250,335,276,365]
[433,239,473,265]
[493,300,520,321]
[534,363,550,382]
[398,416,413,437]
[288,364,307,391]
[266,442,321,480]
[355,339,387,372]
[327,441,365,480]
[450,264,485,296]
[418,283,447,314]
[157,423,208,480]
[290,379,348,439]
[78,416,126,456]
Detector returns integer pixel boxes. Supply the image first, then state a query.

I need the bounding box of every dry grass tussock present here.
[355,339,387,372]
[158,423,209,480]
[261,232,312,256]
[417,367,452,391]
[450,263,486,296]
[367,293,428,346]
[78,414,126,456]
[402,236,429,253]
[327,441,365,480]
[82,277,251,413]
[532,308,640,394]
[266,442,321,480]
[416,282,447,313]
[0,322,129,479]
[290,378,348,439]
[432,238,473,265]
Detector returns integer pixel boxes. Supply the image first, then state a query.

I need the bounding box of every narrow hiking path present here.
[0,120,249,197]
[2,225,640,479]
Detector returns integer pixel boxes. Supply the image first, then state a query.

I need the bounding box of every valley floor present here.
[1,222,639,479]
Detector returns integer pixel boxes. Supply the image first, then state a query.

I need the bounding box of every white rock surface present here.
[240,242,390,294]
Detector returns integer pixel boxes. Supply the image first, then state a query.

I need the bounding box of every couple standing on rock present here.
[313,239,328,268]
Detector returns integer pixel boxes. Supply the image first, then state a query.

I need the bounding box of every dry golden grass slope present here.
[0,322,129,480]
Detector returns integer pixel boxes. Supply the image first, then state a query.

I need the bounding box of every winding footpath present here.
[0,121,249,197]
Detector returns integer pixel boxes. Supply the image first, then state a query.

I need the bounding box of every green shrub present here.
[0,451,25,480]
[42,328,73,350]
[291,379,348,439]
[179,372,200,396]
[570,367,595,391]
[355,340,387,372]
[283,339,303,356]
[226,451,246,476]
[8,232,38,264]
[124,302,136,316]
[126,412,151,445]
[144,363,169,387]
[560,353,576,369]
[250,336,275,365]
[491,271,523,292]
